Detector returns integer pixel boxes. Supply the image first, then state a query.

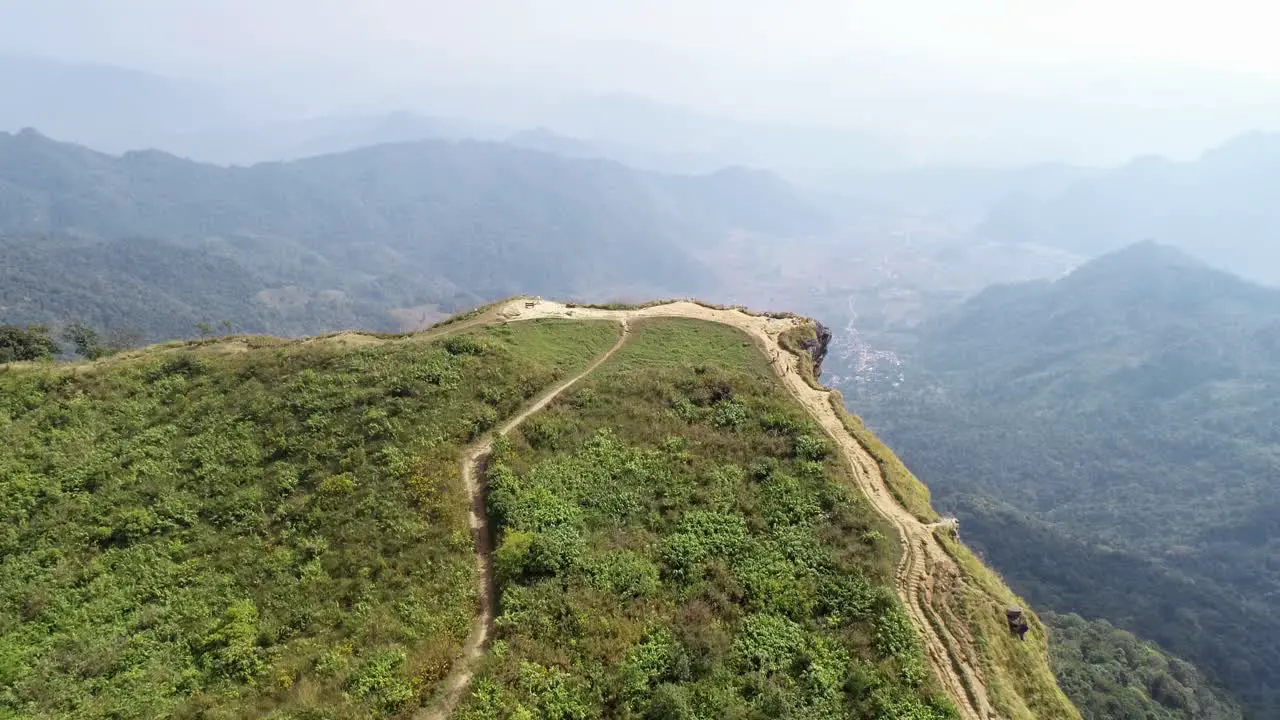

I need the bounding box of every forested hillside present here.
[0,234,394,340]
[850,241,1280,715]
[1046,613,1242,720]
[0,129,827,340]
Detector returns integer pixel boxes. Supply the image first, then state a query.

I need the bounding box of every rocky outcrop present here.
[802,322,833,377]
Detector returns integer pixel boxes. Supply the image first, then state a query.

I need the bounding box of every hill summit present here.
[0,298,1077,719]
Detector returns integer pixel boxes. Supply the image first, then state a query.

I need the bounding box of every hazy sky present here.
[4,0,1280,165]
[3,0,1277,80]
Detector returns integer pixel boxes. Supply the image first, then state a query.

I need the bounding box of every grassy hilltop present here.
[0,309,1073,719]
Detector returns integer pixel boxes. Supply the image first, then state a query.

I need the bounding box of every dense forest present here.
[1046,612,1241,720]
[850,241,1280,715]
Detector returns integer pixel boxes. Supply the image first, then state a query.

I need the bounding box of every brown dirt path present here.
[497,299,997,720]
[418,321,631,720]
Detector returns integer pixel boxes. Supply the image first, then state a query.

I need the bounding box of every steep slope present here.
[848,242,1280,715]
[0,130,829,338]
[0,300,1075,719]
[977,132,1280,284]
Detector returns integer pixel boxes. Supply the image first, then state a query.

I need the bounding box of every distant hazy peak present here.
[1200,130,1280,163]
[1077,239,1202,271]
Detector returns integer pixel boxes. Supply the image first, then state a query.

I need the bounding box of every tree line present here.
[0,320,239,363]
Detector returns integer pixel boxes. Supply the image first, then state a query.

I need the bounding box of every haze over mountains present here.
[979,134,1280,284]
[13,49,1280,172]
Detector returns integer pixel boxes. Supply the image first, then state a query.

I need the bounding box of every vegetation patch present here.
[459,318,958,719]
[0,319,620,719]
[1047,612,1242,720]
[779,324,824,389]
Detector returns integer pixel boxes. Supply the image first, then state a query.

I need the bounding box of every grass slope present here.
[0,319,621,719]
[459,318,958,719]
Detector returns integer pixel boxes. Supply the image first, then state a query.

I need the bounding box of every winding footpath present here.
[419,322,631,720]
[424,299,997,720]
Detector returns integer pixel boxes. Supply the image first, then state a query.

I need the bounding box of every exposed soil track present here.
[418,321,630,720]
[423,299,996,719]
[495,299,997,719]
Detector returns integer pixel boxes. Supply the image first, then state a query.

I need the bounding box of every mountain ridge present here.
[0,298,1079,719]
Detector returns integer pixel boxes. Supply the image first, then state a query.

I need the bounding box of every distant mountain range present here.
[0,55,240,154]
[978,133,1280,285]
[849,241,1280,716]
[0,129,828,339]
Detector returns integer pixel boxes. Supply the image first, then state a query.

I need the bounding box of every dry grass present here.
[936,535,1081,720]
[826,390,940,524]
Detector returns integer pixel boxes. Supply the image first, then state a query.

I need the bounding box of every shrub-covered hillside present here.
[0,320,622,718]
[0,311,1072,719]
[460,319,956,719]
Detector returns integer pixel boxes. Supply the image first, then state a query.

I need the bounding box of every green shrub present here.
[711,399,748,430]
[661,511,749,577]
[515,661,595,720]
[874,603,921,661]
[444,335,487,356]
[670,397,699,423]
[618,630,683,705]
[346,648,414,714]
[491,483,584,533]
[496,531,537,583]
[793,434,831,461]
[585,551,661,599]
[760,411,806,436]
[521,416,568,450]
[467,405,499,439]
[202,600,265,683]
[820,574,880,625]
[318,472,356,496]
[732,613,808,674]
[526,526,587,577]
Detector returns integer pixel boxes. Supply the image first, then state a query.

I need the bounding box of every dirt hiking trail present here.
[418,322,631,720]
[423,299,997,719]
[496,299,997,720]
